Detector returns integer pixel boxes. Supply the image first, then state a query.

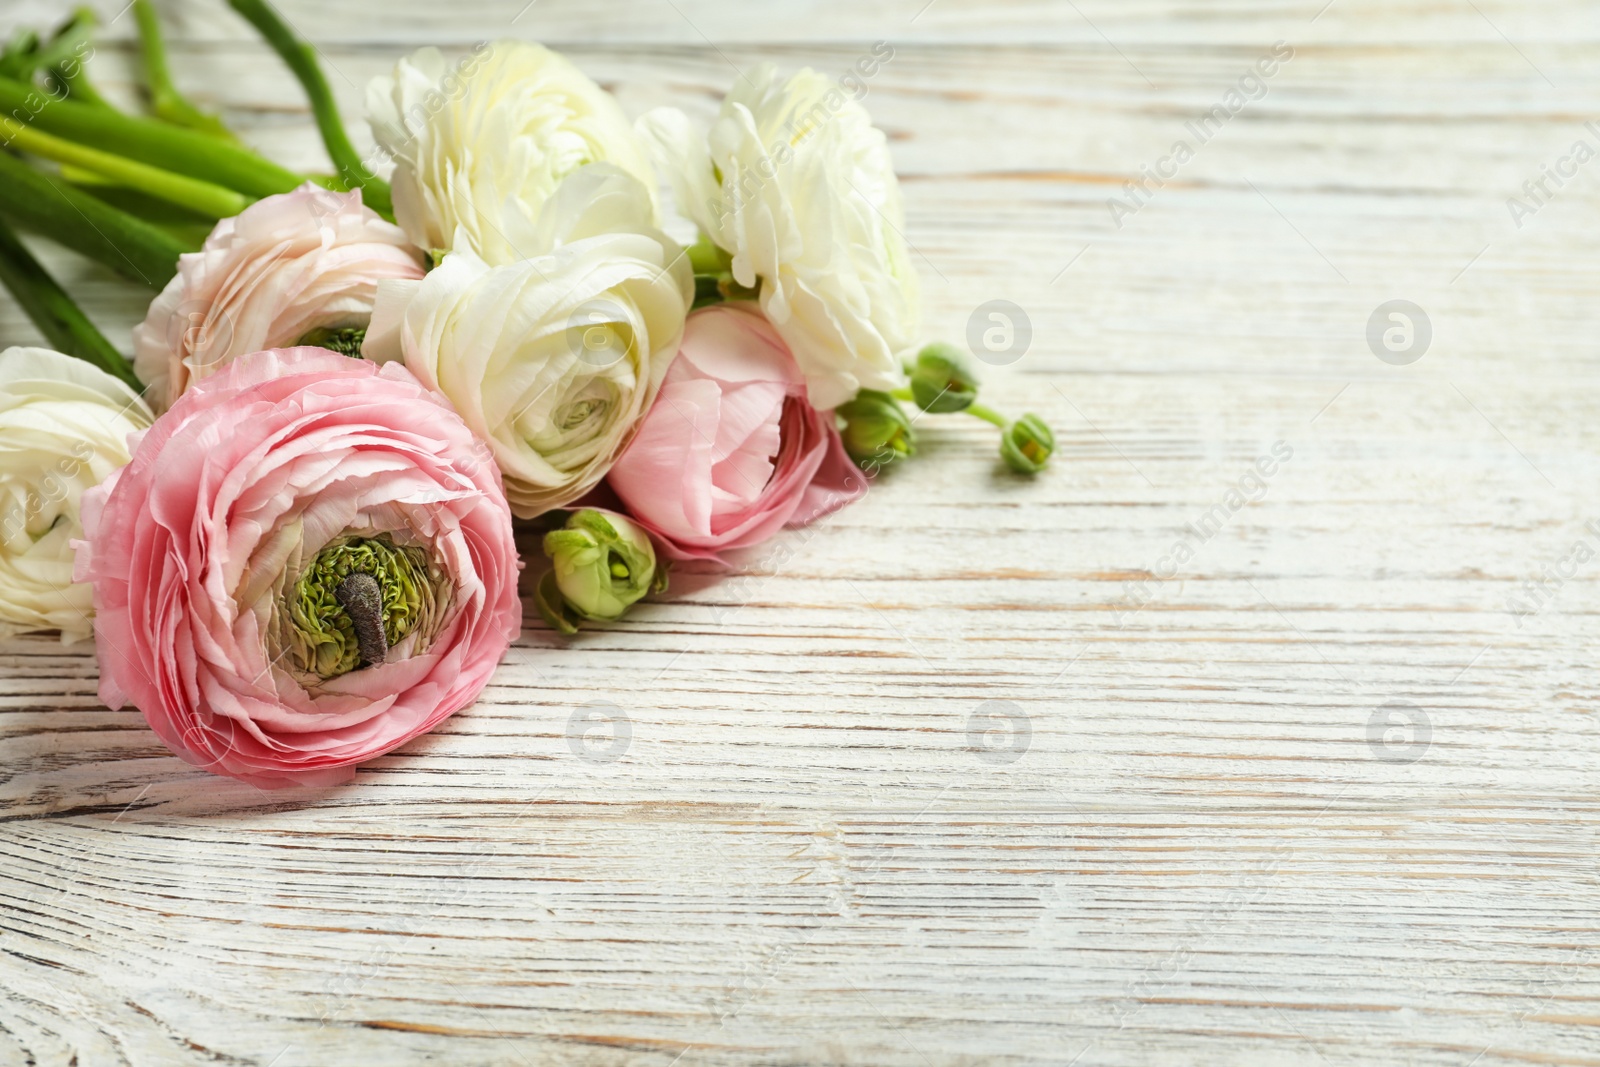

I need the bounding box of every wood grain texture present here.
[2,1,1599,1064]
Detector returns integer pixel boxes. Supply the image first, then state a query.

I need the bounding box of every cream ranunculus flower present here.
[366,40,658,265]
[0,347,153,642]
[363,165,692,518]
[638,63,920,411]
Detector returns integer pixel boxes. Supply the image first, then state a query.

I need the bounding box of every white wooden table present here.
[2,1,1598,1064]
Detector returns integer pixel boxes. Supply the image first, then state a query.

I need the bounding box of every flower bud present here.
[1001,414,1054,474]
[835,389,915,470]
[537,508,664,634]
[908,342,979,413]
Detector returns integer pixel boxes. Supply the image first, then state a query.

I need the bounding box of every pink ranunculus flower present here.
[606,303,865,564]
[73,348,522,788]
[133,183,426,412]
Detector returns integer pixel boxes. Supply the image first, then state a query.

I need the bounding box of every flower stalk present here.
[54,174,219,247]
[0,8,103,105]
[686,232,726,275]
[45,8,110,108]
[0,215,141,390]
[225,0,393,216]
[0,74,316,199]
[47,58,109,107]
[890,342,1055,474]
[133,0,237,140]
[0,116,249,218]
[958,400,1009,429]
[0,151,191,288]
[687,233,758,308]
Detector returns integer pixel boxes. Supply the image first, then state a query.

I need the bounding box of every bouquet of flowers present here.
[0,2,1053,786]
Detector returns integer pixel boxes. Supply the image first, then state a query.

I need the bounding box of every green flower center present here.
[297,326,368,358]
[284,534,438,680]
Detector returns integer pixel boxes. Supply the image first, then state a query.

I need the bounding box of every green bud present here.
[908,342,979,413]
[537,509,664,634]
[836,389,916,470]
[297,325,368,358]
[1000,413,1054,474]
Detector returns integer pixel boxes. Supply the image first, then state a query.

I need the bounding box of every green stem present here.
[3,116,249,218]
[0,75,308,199]
[1,9,100,103]
[50,62,110,108]
[225,0,392,215]
[687,232,728,275]
[890,386,1010,428]
[965,402,1010,429]
[691,273,724,310]
[0,152,190,289]
[133,0,237,140]
[57,173,218,245]
[0,215,141,389]
[47,7,110,108]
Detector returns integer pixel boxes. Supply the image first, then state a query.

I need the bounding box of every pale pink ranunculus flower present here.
[133,183,426,412]
[74,348,522,788]
[606,303,864,564]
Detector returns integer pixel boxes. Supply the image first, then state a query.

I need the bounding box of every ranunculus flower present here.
[606,303,864,563]
[366,40,658,265]
[536,507,663,634]
[132,183,425,412]
[639,64,920,410]
[1000,413,1055,474]
[835,389,915,469]
[363,165,692,519]
[73,348,521,787]
[0,347,153,642]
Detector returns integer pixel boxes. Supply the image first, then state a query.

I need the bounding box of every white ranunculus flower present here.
[0,347,153,642]
[638,63,920,411]
[364,165,692,518]
[366,40,659,265]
